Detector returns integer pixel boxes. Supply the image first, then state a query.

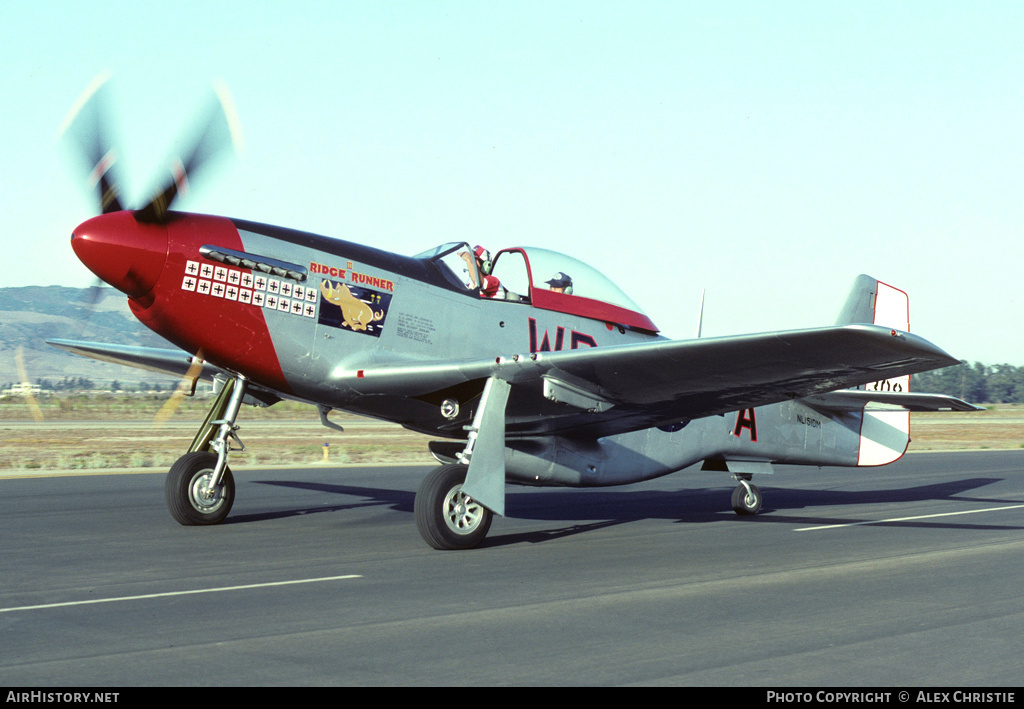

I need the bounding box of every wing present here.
[344,323,963,437]
[51,324,964,439]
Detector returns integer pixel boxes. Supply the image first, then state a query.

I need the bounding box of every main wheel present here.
[731,482,762,516]
[165,451,235,525]
[414,464,492,550]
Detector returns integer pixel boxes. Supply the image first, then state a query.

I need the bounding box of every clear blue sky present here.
[3,1,1022,364]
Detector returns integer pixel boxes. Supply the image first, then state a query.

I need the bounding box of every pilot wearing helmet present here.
[472,245,502,298]
[546,272,573,295]
[473,245,492,275]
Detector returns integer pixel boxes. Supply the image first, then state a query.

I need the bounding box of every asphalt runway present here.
[2,451,1023,687]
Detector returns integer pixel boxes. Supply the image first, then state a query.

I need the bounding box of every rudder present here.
[836,275,911,466]
[835,274,909,330]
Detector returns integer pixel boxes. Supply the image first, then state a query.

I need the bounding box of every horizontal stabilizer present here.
[805,390,983,412]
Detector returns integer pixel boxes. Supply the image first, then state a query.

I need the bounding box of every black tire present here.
[731,482,762,516]
[414,464,492,550]
[165,451,235,526]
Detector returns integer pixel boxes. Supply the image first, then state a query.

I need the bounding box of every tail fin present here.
[835,274,909,330]
[836,275,911,466]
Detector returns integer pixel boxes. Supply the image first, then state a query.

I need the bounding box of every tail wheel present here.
[415,464,492,550]
[731,482,762,516]
[165,451,235,525]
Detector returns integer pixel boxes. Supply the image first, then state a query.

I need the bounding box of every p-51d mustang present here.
[52,78,979,549]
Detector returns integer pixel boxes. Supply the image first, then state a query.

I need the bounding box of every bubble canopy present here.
[419,243,658,333]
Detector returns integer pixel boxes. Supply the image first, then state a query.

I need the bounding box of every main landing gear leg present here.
[165,376,248,526]
[415,376,509,550]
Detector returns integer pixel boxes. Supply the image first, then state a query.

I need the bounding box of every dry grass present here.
[909,404,1024,451]
[0,394,435,471]
[0,395,1019,472]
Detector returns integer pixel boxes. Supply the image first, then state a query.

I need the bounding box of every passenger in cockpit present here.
[546,272,573,295]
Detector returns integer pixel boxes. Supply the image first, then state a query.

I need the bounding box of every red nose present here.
[71,212,168,298]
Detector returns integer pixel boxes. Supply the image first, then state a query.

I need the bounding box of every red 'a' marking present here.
[733,408,758,441]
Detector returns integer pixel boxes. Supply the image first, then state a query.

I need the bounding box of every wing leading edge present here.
[47,339,215,379]
[46,338,288,407]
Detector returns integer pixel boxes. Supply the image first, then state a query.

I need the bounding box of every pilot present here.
[546,272,573,294]
[474,245,502,298]
[473,245,493,276]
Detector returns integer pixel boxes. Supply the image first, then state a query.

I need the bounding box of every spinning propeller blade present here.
[153,353,205,427]
[62,74,242,223]
[60,72,125,214]
[15,347,44,423]
[136,82,243,223]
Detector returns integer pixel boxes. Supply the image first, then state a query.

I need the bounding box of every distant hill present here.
[0,286,182,389]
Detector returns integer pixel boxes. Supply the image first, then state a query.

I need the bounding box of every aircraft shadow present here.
[239,476,1024,540]
[505,477,1024,532]
[226,480,414,524]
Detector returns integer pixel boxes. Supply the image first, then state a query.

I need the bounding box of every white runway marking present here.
[794,503,1024,531]
[0,574,362,613]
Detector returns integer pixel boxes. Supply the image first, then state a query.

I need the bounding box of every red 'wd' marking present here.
[528,318,597,353]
